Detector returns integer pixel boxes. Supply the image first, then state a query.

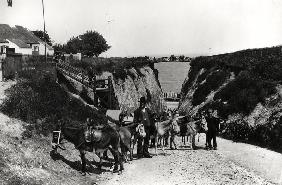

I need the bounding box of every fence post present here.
[93,76,98,106]
[108,76,112,109]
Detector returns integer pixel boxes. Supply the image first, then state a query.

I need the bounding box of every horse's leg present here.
[192,134,196,150]
[103,149,109,161]
[161,136,165,155]
[79,149,86,176]
[127,136,133,161]
[155,135,158,156]
[109,146,123,172]
[187,135,191,148]
[172,134,177,150]
[94,152,103,170]
[121,145,128,163]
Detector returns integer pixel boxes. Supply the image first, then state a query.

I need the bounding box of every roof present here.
[0,24,52,49]
[8,38,30,48]
[0,38,8,43]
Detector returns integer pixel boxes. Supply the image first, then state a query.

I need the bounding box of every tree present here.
[65,36,83,54]
[179,55,185,62]
[32,30,52,46]
[65,30,110,57]
[169,55,176,61]
[53,43,65,55]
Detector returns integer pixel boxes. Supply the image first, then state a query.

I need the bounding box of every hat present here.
[139,97,146,103]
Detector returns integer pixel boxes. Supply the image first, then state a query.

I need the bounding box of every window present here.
[0,46,5,54]
[33,46,39,51]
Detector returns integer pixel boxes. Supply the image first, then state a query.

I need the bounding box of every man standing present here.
[205,109,220,150]
[134,97,153,158]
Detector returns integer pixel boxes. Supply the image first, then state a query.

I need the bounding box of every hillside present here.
[60,57,164,114]
[1,58,282,184]
[179,46,282,150]
[0,58,163,184]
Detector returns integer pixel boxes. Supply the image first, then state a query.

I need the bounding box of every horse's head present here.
[136,123,146,138]
[171,120,180,134]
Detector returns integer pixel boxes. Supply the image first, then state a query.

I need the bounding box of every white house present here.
[38,41,54,56]
[0,39,8,61]
[0,24,54,57]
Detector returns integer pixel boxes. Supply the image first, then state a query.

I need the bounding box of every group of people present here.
[132,96,221,158]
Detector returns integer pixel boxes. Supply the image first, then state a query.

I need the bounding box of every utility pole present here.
[41,0,47,62]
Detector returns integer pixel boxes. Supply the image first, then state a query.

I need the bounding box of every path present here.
[98,135,281,185]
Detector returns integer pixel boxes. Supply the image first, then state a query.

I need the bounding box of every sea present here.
[154,62,190,109]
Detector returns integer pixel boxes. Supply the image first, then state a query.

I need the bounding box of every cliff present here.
[57,62,164,115]
[179,46,282,150]
[112,65,164,114]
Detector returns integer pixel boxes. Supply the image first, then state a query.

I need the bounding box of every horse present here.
[106,114,146,161]
[51,120,124,175]
[118,114,147,160]
[179,116,208,149]
[153,118,180,155]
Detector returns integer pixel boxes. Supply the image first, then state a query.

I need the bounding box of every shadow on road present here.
[50,150,112,174]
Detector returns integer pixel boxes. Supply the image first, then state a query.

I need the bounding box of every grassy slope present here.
[179,46,282,151]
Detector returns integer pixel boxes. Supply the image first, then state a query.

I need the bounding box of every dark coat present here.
[205,116,220,133]
[133,107,154,128]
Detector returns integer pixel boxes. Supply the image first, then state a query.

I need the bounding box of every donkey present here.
[51,120,124,175]
[105,118,146,161]
[116,113,147,159]
[179,116,208,149]
[153,118,180,155]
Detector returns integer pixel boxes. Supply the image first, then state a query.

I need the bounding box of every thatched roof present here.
[0,24,52,49]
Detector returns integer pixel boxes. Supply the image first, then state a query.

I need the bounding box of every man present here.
[205,109,220,150]
[133,97,154,158]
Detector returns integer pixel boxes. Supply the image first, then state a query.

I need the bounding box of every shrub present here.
[214,71,276,115]
[0,71,107,138]
[192,70,229,105]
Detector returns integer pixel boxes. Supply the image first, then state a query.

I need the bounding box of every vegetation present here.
[58,30,110,57]
[70,57,155,80]
[220,117,282,151]
[0,70,107,138]
[192,69,229,106]
[32,30,52,46]
[182,46,282,115]
[181,46,282,151]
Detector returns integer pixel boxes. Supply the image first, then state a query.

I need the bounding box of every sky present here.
[1,0,282,57]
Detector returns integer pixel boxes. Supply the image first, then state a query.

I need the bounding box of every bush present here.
[220,119,282,151]
[214,71,276,115]
[0,71,107,138]
[192,70,229,105]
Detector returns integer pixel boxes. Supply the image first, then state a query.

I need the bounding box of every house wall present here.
[7,40,32,55]
[0,43,7,62]
[38,42,54,56]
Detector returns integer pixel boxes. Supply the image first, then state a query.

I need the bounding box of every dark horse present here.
[51,120,124,175]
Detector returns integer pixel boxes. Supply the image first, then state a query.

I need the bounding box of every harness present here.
[52,130,66,150]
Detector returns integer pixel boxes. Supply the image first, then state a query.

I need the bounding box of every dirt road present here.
[98,135,278,185]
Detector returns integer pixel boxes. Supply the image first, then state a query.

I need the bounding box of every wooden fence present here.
[2,54,54,80]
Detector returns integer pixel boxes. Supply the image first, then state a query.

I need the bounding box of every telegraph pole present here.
[41,0,47,62]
